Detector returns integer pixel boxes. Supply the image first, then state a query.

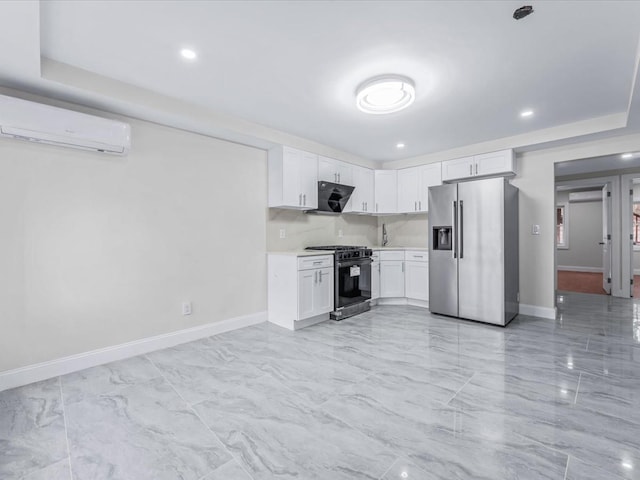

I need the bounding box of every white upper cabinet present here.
[441,149,515,182]
[397,163,442,213]
[397,168,420,213]
[441,156,475,182]
[474,150,515,177]
[269,146,318,209]
[318,156,353,186]
[346,165,374,213]
[374,170,397,214]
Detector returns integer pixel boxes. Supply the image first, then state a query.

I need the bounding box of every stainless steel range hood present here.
[306,181,355,214]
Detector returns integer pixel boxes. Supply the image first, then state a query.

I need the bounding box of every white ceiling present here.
[2,1,640,162]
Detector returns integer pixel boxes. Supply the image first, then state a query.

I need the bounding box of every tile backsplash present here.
[266,209,428,250]
[267,209,378,251]
[377,214,429,248]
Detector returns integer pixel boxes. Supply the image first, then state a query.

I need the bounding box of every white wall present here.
[556,192,603,270]
[0,115,267,373]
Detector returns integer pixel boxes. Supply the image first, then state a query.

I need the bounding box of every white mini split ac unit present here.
[0,94,131,155]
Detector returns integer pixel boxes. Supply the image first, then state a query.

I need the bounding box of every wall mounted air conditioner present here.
[0,95,131,155]
[568,190,602,203]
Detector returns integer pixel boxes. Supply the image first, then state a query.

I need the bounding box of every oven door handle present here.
[337,258,373,268]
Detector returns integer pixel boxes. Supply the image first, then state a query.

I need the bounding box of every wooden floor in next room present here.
[558,271,640,297]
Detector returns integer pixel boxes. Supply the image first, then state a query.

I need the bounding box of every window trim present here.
[556,202,569,250]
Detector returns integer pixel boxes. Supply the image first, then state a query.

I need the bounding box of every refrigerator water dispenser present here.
[433,226,452,250]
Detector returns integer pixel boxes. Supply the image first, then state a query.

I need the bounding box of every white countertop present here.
[269,247,428,257]
[371,246,428,251]
[267,250,335,257]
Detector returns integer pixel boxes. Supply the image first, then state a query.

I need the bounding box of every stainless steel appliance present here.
[307,182,355,214]
[428,177,519,326]
[305,245,373,320]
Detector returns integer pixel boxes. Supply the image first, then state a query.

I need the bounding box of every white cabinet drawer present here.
[405,251,428,262]
[380,250,404,261]
[297,255,333,270]
[370,251,380,261]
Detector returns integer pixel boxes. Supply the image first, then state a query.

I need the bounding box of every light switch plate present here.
[531,224,540,235]
[279,229,286,239]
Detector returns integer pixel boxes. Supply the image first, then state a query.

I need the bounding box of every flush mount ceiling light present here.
[356,75,415,115]
[396,142,405,149]
[180,48,197,60]
[621,153,634,159]
[520,109,534,118]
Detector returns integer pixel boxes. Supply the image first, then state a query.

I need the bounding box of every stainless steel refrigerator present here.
[428,177,519,326]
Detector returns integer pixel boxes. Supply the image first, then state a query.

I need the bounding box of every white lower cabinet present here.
[374,249,429,306]
[379,251,405,298]
[405,251,429,302]
[380,261,405,297]
[268,254,334,330]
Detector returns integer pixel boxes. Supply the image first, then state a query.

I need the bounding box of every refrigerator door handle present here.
[459,200,464,259]
[453,200,458,259]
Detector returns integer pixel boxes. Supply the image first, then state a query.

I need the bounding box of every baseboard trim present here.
[407,299,429,308]
[557,265,603,273]
[0,311,267,393]
[376,298,407,306]
[519,304,556,319]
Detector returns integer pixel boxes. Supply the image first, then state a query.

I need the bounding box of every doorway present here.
[555,183,611,295]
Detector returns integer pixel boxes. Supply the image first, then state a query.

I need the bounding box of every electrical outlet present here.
[182,302,192,316]
[279,229,286,239]
[338,229,343,237]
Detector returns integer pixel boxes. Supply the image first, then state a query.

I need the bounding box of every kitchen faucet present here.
[382,223,388,247]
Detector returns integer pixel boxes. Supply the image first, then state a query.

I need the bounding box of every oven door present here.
[335,258,372,309]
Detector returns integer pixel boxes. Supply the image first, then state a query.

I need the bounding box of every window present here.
[556,203,569,249]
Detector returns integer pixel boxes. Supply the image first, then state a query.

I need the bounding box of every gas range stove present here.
[306,245,373,261]
[305,245,373,320]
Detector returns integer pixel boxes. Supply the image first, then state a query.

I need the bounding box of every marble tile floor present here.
[2,291,640,479]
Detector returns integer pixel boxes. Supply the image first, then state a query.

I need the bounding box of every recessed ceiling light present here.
[396,143,405,149]
[622,461,633,470]
[621,153,634,159]
[356,75,415,115]
[520,109,534,118]
[180,48,197,60]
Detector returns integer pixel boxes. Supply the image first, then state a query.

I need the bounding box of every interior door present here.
[602,184,612,294]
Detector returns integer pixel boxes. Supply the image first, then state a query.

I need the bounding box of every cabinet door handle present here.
[337,173,341,183]
[313,260,323,265]
[475,163,478,175]
[376,203,379,212]
[319,271,323,283]
[303,194,306,206]
[314,271,318,283]
[419,201,422,210]
[469,164,472,175]
[299,193,302,206]
[402,262,405,273]
[334,173,337,182]
[415,201,417,211]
